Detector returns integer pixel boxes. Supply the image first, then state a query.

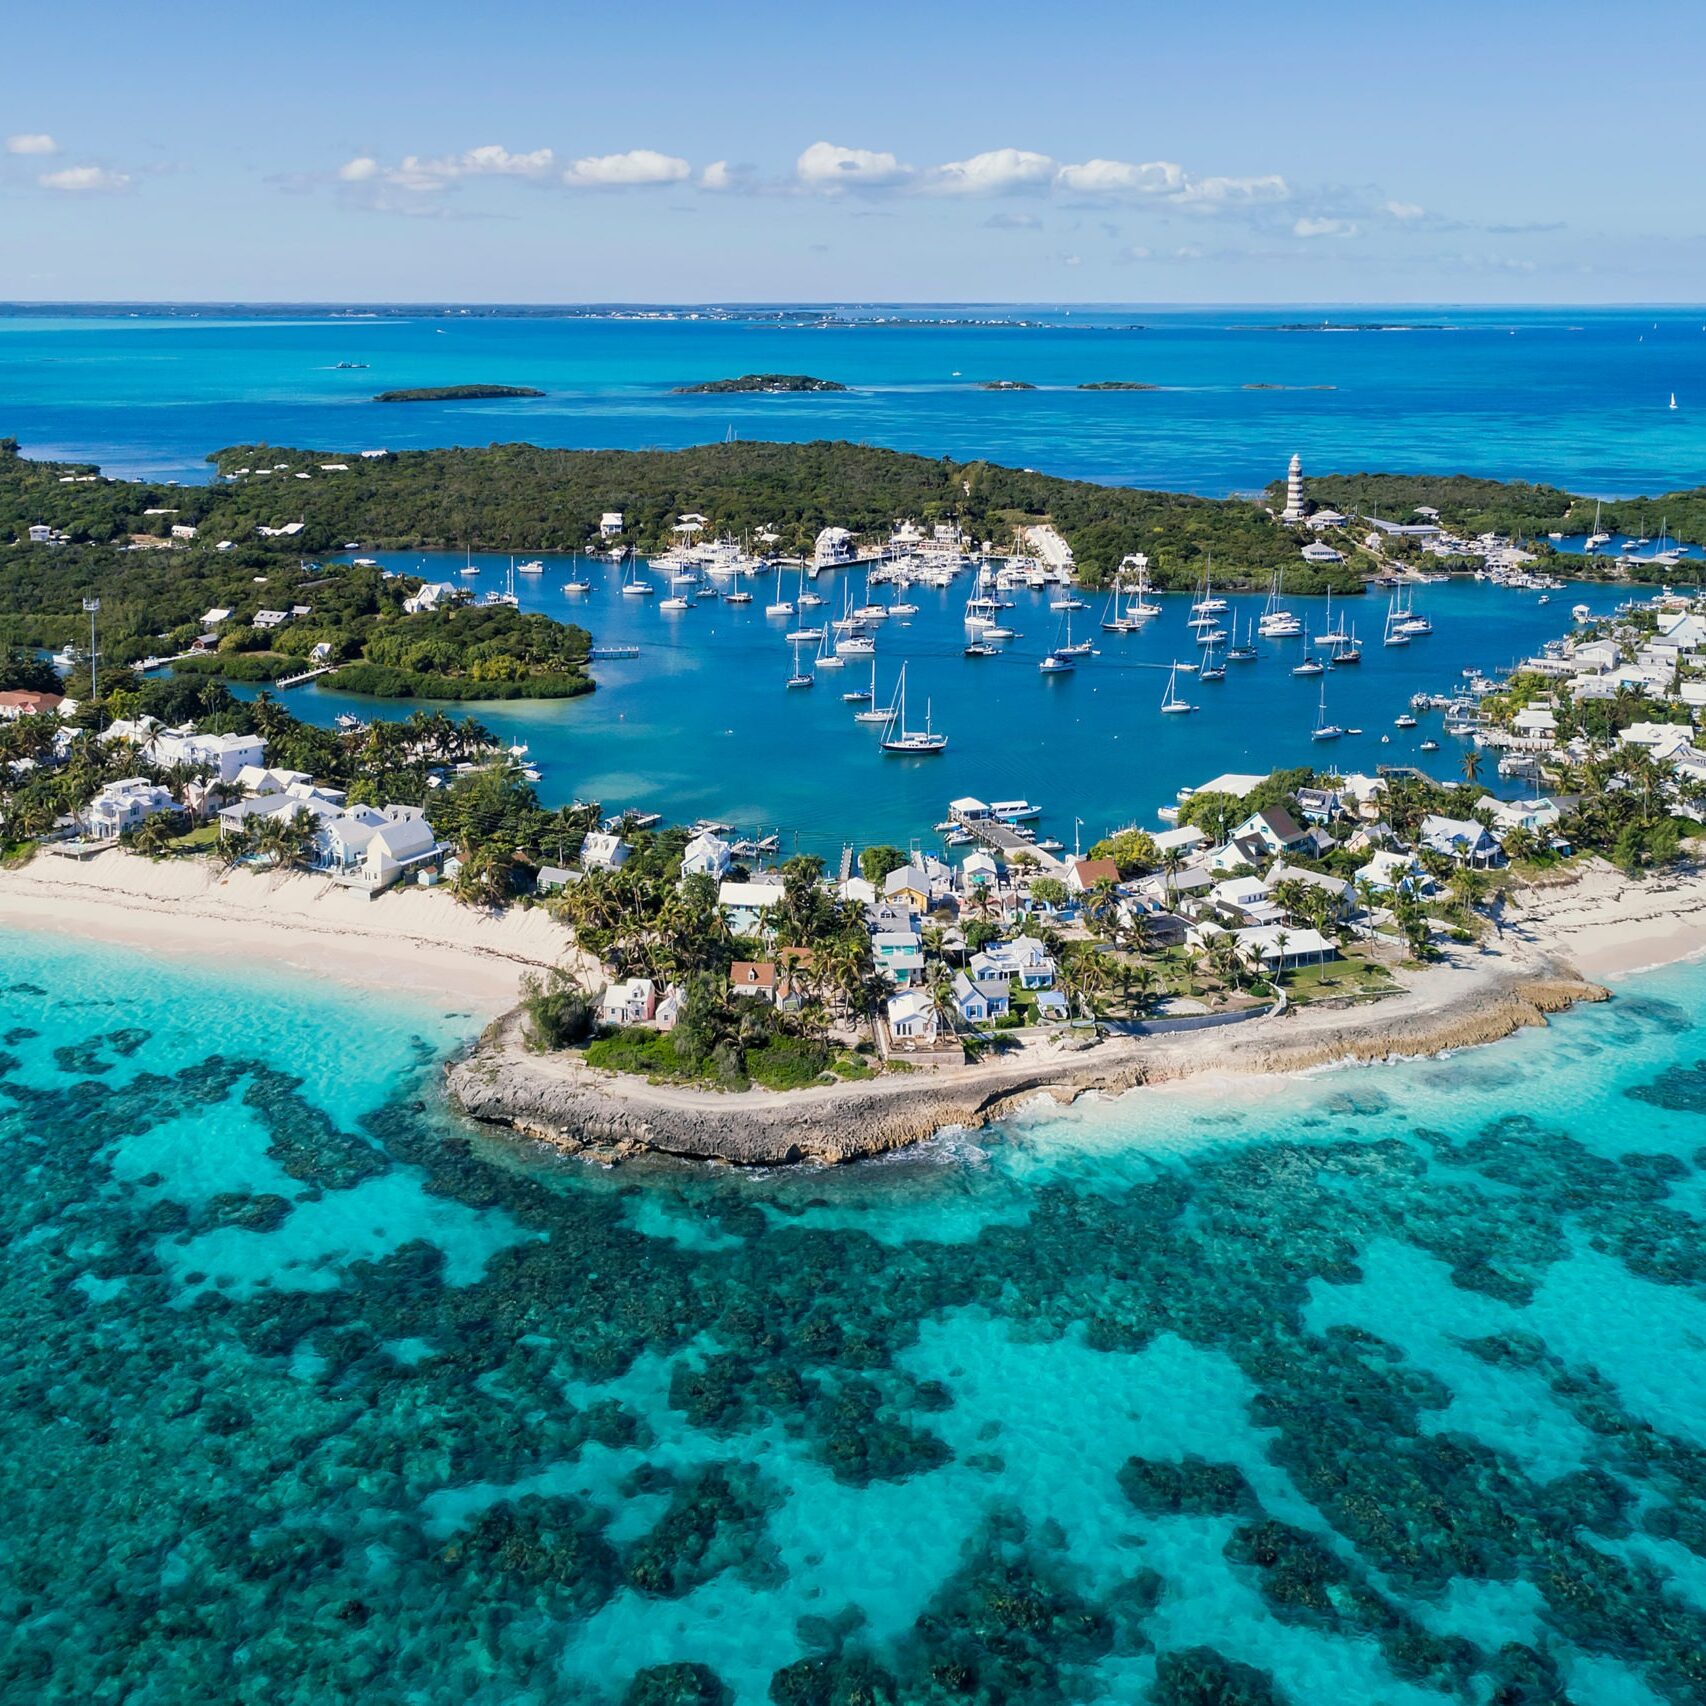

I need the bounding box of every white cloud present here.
[1293,216,1356,238]
[563,148,690,187]
[1385,199,1425,221]
[1054,158,1185,197]
[985,210,1042,230]
[338,155,380,182]
[701,160,733,190]
[39,164,130,193]
[1176,173,1290,207]
[6,133,58,156]
[796,141,910,191]
[924,148,1056,196]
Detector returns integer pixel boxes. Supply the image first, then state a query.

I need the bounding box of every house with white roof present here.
[1418,814,1504,868]
[1355,847,1424,893]
[1152,824,1209,857]
[147,728,266,785]
[886,989,939,1046]
[1621,722,1695,761]
[970,936,1056,990]
[717,877,785,934]
[883,863,933,911]
[962,850,1000,888]
[87,778,176,837]
[600,511,625,538]
[681,830,732,880]
[599,978,657,1027]
[1263,862,1354,915]
[1300,542,1343,564]
[311,804,443,891]
[1233,924,1338,970]
[1476,795,1564,839]
[581,831,631,873]
[404,581,461,615]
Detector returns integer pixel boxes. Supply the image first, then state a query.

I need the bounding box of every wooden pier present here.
[948,807,1068,874]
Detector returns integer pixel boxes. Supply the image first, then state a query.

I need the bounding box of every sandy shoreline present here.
[7,849,1706,1162]
[0,849,580,1017]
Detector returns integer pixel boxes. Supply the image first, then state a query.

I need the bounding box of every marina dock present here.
[948,804,1068,874]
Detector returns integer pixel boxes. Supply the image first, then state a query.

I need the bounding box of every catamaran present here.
[1257,570,1302,638]
[1159,662,1195,715]
[879,664,949,753]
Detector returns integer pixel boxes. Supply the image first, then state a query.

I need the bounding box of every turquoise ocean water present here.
[5,306,1706,493]
[6,927,1706,1703]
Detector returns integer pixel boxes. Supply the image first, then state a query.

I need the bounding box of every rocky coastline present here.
[444,971,1609,1167]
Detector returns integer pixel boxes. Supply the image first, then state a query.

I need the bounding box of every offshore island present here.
[373,384,546,402]
[5,435,1706,1164]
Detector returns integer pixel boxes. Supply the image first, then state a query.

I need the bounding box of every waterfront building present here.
[581,831,631,872]
[86,778,176,837]
[599,978,657,1026]
[681,830,732,880]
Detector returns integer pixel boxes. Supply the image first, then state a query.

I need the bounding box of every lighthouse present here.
[1280,452,1306,524]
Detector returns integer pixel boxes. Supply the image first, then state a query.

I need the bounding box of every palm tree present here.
[1460,748,1483,787]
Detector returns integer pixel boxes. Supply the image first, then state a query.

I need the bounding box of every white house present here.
[148,729,267,785]
[886,989,939,1045]
[681,830,732,880]
[581,831,631,873]
[717,877,785,934]
[1152,824,1209,858]
[1418,814,1505,868]
[599,978,657,1027]
[599,511,625,539]
[962,850,1000,888]
[1620,722,1695,761]
[87,778,175,837]
[1234,924,1338,970]
[312,804,442,890]
[1300,542,1344,564]
[404,581,461,615]
[1355,848,1424,893]
[1477,795,1564,839]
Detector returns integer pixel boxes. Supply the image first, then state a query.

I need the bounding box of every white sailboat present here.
[843,657,876,704]
[880,663,949,753]
[622,557,654,597]
[765,564,793,616]
[1311,680,1343,741]
[1159,662,1195,715]
[786,640,813,689]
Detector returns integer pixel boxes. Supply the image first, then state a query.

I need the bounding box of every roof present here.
[1070,857,1121,887]
[0,689,62,711]
[730,961,778,989]
[884,863,931,895]
[887,990,934,1023]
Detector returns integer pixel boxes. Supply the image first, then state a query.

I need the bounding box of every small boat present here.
[964,640,999,658]
[1159,662,1195,715]
[1395,713,1418,728]
[1038,651,1075,674]
[563,577,591,594]
[890,600,919,616]
[517,559,545,575]
[725,589,753,604]
[1419,738,1440,752]
[1050,595,1087,611]
[784,626,823,644]
[880,664,949,753]
[1292,656,1325,677]
[659,594,691,611]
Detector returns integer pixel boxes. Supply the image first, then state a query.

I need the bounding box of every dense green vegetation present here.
[671,375,846,394]
[1078,381,1159,391]
[374,385,545,402]
[979,381,1036,391]
[0,442,592,698]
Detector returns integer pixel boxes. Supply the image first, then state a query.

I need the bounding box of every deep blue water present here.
[6,305,1706,494]
[273,555,1620,857]
[7,929,1706,1703]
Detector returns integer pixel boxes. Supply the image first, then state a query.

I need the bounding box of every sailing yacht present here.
[765,565,793,616]
[1226,617,1258,662]
[814,626,845,671]
[1257,571,1302,637]
[1291,654,1324,677]
[880,664,949,752]
[785,640,814,689]
[1311,681,1344,741]
[1335,623,1362,664]
[1159,663,1195,715]
[1199,640,1226,682]
[1382,593,1410,647]
[562,554,591,595]
[1316,589,1349,648]
[621,558,654,597]
[1190,560,1228,617]
[1051,608,1094,657]
[843,658,876,705]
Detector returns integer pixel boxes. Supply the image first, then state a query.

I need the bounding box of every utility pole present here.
[83,598,100,723]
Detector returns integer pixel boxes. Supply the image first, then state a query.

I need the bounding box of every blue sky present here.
[3,0,1703,303]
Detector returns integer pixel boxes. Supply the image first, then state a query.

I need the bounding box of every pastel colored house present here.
[886,989,939,1045]
[599,978,657,1027]
[681,830,732,880]
[87,778,176,837]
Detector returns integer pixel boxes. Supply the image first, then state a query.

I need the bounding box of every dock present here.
[276,664,335,689]
[948,806,1068,874]
[589,646,640,660]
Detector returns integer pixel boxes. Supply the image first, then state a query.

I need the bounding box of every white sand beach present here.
[0,849,580,1016]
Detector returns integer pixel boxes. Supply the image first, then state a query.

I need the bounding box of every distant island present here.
[980,380,1036,391]
[672,374,846,394]
[373,385,545,403]
[1078,381,1159,391]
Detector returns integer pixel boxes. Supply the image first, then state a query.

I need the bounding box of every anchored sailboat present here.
[880,663,949,752]
[1159,662,1195,715]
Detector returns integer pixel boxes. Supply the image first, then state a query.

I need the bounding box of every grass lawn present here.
[584,1025,834,1091]
[1278,950,1404,1004]
[166,824,220,854]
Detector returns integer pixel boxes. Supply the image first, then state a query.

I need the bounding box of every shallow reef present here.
[6,957,1706,1703]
